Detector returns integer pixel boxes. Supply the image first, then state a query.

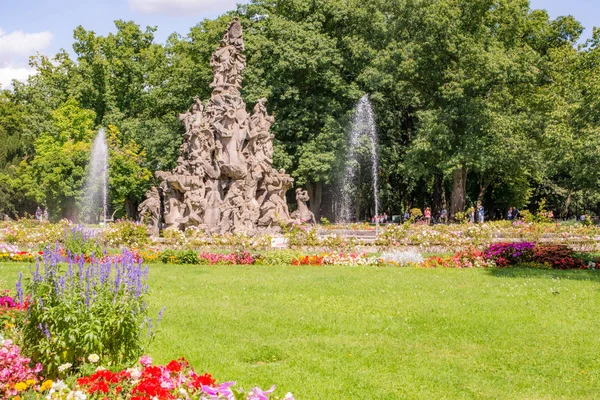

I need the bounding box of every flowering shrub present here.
[531,244,586,270]
[485,242,536,267]
[1,219,67,247]
[379,251,424,266]
[103,220,149,248]
[63,224,103,255]
[484,242,587,269]
[0,290,27,338]
[420,247,489,268]
[200,251,255,265]
[0,244,40,262]
[254,250,304,266]
[156,250,256,265]
[290,253,379,266]
[0,335,44,397]
[20,248,159,376]
[284,221,320,247]
[291,255,325,266]
[25,355,293,400]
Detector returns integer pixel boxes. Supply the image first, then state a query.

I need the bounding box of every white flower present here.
[127,367,142,380]
[66,390,87,400]
[87,353,99,363]
[57,363,72,373]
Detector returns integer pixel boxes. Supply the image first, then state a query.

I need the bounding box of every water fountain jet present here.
[338,95,380,233]
[82,128,108,225]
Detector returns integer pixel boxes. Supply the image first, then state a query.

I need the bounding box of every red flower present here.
[166,360,182,373]
[190,373,216,388]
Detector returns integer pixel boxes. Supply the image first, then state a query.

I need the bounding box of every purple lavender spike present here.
[15,272,23,305]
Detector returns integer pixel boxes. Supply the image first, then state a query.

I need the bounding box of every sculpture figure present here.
[147,18,310,235]
[291,188,316,224]
[138,187,161,235]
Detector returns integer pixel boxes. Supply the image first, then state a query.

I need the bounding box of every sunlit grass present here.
[1,262,600,399]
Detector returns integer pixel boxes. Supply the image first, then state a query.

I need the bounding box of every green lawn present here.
[1,263,600,399]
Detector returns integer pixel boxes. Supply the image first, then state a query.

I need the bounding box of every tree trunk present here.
[305,181,322,222]
[450,167,468,217]
[312,181,322,222]
[432,172,444,217]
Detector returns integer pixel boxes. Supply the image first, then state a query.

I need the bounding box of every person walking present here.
[478,205,485,223]
[35,207,42,222]
[424,207,431,225]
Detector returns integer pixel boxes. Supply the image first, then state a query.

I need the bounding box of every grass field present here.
[1,262,600,399]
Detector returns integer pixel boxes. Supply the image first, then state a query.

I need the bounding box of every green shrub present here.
[159,249,199,264]
[255,250,304,266]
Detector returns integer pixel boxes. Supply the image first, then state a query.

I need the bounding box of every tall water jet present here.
[82,128,108,224]
[338,95,379,230]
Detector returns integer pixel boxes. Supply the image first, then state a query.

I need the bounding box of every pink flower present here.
[139,355,153,367]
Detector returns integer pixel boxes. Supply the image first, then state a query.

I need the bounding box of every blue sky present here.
[0,0,598,88]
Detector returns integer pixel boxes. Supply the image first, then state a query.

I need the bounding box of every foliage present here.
[20,249,156,376]
[159,249,199,265]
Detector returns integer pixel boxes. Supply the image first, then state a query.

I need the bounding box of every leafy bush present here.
[320,217,331,226]
[103,220,149,248]
[159,249,199,265]
[255,250,303,266]
[454,212,467,223]
[409,208,423,220]
[19,249,157,376]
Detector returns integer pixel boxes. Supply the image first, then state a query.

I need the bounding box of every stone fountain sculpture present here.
[140,18,309,235]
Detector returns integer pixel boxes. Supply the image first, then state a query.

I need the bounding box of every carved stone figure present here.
[291,188,316,224]
[147,18,310,235]
[138,187,161,235]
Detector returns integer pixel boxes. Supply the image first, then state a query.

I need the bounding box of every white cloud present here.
[0,28,53,62]
[0,28,51,89]
[0,65,36,89]
[129,0,239,15]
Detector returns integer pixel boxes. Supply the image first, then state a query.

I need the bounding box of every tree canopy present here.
[0,0,598,221]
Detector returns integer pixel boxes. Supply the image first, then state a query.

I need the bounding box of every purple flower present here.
[247,385,277,400]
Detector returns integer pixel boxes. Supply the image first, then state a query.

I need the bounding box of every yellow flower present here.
[40,380,53,391]
[26,380,36,386]
[14,382,27,391]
